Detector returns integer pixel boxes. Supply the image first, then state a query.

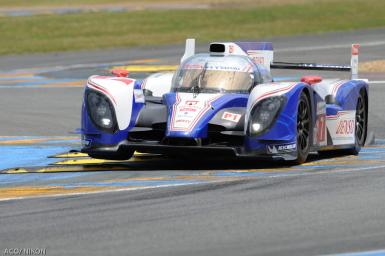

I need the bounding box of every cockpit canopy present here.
[172,54,257,94]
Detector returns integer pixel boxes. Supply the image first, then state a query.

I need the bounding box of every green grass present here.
[0,0,170,7]
[0,0,306,8]
[1,0,385,55]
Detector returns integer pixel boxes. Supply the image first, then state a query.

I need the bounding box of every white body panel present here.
[210,42,274,71]
[351,44,360,79]
[312,80,356,146]
[326,110,356,145]
[87,75,135,130]
[142,72,174,97]
[181,38,196,63]
[169,93,221,132]
[311,79,348,99]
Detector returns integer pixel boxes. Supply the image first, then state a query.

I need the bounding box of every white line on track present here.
[369,81,385,84]
[0,181,207,202]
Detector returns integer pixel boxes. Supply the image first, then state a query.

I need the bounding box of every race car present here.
[80,39,368,163]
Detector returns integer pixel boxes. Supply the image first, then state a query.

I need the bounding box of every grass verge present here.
[0,0,310,8]
[1,0,385,55]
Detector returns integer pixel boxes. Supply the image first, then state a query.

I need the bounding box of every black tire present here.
[88,150,134,160]
[345,89,368,155]
[295,92,311,164]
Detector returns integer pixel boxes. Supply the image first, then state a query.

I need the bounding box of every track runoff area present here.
[0,134,384,201]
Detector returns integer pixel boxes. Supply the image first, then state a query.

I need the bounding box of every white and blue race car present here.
[81,39,368,164]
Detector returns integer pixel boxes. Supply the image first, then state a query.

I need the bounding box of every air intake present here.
[209,43,225,53]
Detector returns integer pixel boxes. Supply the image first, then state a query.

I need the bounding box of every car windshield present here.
[172,54,254,93]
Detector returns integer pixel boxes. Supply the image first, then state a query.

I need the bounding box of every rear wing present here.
[181,39,360,79]
[271,44,360,79]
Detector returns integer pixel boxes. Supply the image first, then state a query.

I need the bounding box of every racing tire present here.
[88,150,134,160]
[344,89,368,155]
[295,92,311,164]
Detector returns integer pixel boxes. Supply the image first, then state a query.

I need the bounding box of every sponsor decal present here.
[326,110,355,145]
[247,50,265,65]
[170,93,222,132]
[266,143,297,154]
[206,64,241,71]
[176,119,190,124]
[182,63,242,72]
[133,89,145,103]
[185,100,199,106]
[222,112,241,123]
[180,107,197,113]
[183,64,204,70]
[81,136,91,147]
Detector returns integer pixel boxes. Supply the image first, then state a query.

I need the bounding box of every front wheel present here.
[295,92,311,164]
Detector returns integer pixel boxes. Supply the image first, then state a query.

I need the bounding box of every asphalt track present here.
[1,28,385,256]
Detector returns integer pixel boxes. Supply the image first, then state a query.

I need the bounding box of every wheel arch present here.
[294,86,313,163]
[298,85,315,148]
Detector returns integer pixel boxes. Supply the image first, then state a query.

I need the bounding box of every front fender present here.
[81,75,144,147]
[245,82,312,150]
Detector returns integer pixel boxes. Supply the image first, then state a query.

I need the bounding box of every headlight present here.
[248,96,286,136]
[86,90,116,132]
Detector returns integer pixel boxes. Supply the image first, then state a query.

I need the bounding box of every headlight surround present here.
[248,96,287,136]
[86,90,117,133]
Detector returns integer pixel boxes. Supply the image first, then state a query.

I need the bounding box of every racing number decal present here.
[316,114,326,143]
[313,102,327,146]
[336,119,355,135]
[326,111,356,145]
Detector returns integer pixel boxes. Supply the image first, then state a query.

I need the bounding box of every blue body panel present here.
[164,93,248,138]
[326,80,368,116]
[245,83,307,153]
[336,80,368,110]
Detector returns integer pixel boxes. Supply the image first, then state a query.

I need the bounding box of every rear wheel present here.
[346,90,367,155]
[295,92,311,164]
